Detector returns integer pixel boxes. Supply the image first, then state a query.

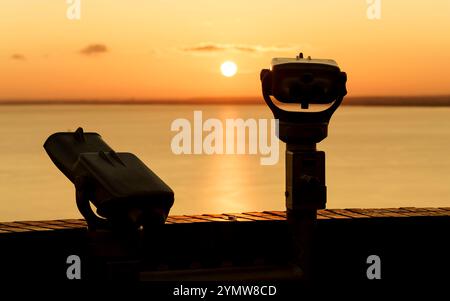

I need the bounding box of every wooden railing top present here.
[0,207,449,234]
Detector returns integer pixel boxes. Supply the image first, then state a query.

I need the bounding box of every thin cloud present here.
[79,44,108,56]
[181,43,300,54]
[11,54,26,61]
[184,44,225,52]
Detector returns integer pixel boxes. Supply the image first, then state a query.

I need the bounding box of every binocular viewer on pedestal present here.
[44,127,174,231]
[260,52,347,280]
[261,53,347,211]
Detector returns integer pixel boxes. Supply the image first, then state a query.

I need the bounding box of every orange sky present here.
[1,0,450,100]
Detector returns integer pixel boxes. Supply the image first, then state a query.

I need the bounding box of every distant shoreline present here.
[1,96,450,106]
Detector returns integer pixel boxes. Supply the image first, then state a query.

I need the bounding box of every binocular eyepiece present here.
[44,127,174,231]
[261,53,347,109]
[260,53,347,145]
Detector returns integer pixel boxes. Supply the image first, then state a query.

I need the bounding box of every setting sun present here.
[220,61,238,77]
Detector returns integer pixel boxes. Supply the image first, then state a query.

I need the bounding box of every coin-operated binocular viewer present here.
[261,53,347,279]
[44,127,174,232]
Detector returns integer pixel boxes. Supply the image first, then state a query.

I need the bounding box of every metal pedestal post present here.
[285,143,326,281]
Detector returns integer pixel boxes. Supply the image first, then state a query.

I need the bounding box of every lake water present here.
[0,104,449,222]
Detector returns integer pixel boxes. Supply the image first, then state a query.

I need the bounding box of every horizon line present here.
[1,95,450,106]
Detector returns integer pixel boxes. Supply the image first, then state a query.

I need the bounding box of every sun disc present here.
[220,61,238,77]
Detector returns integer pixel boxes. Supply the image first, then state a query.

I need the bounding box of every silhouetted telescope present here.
[261,52,347,279]
[261,53,347,146]
[44,127,174,231]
